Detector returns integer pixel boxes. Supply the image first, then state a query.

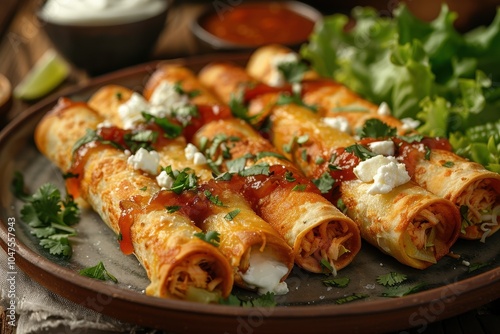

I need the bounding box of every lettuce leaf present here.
[301,4,500,171]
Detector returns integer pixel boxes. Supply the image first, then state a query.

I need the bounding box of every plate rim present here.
[1,54,499,333]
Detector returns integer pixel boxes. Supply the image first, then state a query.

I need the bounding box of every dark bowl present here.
[191,1,322,53]
[37,0,173,75]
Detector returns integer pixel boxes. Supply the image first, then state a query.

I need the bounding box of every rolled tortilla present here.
[193,118,362,274]
[89,87,295,294]
[34,100,234,301]
[266,103,462,268]
[246,45,500,241]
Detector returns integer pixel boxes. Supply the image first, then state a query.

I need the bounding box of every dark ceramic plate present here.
[0,54,499,334]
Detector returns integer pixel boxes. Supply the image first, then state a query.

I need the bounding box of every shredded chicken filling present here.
[407,208,441,251]
[300,221,352,266]
[456,179,498,225]
[167,255,222,299]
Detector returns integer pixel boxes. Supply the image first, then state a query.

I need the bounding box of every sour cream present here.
[240,250,289,295]
[39,0,168,26]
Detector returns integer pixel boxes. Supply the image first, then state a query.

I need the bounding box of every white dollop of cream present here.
[354,155,410,194]
[39,0,168,25]
[240,250,289,295]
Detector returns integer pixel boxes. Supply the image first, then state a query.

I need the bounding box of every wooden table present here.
[0,1,499,333]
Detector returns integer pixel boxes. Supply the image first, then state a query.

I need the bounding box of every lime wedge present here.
[14,50,70,100]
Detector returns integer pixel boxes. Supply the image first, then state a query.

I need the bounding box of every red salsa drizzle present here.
[243,83,292,103]
[183,104,232,141]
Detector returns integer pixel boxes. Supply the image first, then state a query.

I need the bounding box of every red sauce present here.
[183,104,232,141]
[243,83,292,103]
[201,3,316,46]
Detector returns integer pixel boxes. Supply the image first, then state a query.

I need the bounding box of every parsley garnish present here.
[13,173,79,258]
[323,277,350,288]
[284,171,296,182]
[335,293,368,304]
[376,272,408,286]
[315,156,325,164]
[173,81,200,98]
[229,89,259,123]
[459,205,473,234]
[442,161,455,168]
[71,129,123,155]
[224,209,241,221]
[345,144,377,161]
[194,231,220,247]
[312,172,335,194]
[79,261,118,283]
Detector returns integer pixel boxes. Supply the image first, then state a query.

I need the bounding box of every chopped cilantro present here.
[284,171,296,182]
[173,81,200,98]
[142,112,182,139]
[292,184,307,191]
[459,205,474,234]
[277,60,309,84]
[71,129,124,155]
[204,190,226,207]
[224,209,241,221]
[229,89,259,123]
[320,258,335,274]
[424,146,432,160]
[275,92,317,112]
[123,129,158,153]
[468,262,491,273]
[238,163,270,177]
[14,173,79,258]
[312,172,335,194]
[194,231,220,247]
[315,156,325,164]
[381,282,428,298]
[163,166,198,194]
[139,186,147,191]
[376,272,408,286]
[220,292,276,307]
[442,161,455,168]
[166,205,181,213]
[323,277,350,288]
[79,261,118,283]
[345,144,377,160]
[226,153,253,173]
[358,118,397,139]
[335,293,368,305]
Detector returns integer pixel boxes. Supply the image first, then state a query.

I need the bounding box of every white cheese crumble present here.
[354,155,410,194]
[322,116,351,134]
[239,250,289,295]
[401,117,420,131]
[184,143,207,165]
[377,102,391,116]
[268,52,300,87]
[149,81,190,117]
[97,120,113,128]
[156,170,173,189]
[368,140,395,156]
[127,147,160,175]
[118,92,150,129]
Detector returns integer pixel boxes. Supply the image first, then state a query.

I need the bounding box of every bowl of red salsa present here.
[191,1,321,52]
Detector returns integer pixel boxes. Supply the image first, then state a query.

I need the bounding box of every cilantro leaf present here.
[277,60,309,83]
[376,272,408,286]
[224,209,241,221]
[164,166,198,194]
[334,293,369,305]
[323,277,350,288]
[194,231,220,247]
[204,190,226,207]
[79,261,118,283]
[381,282,428,298]
[358,118,397,139]
[238,163,270,177]
[220,292,277,307]
[275,93,317,112]
[229,89,258,123]
[142,112,182,139]
[312,172,335,194]
[345,144,378,160]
